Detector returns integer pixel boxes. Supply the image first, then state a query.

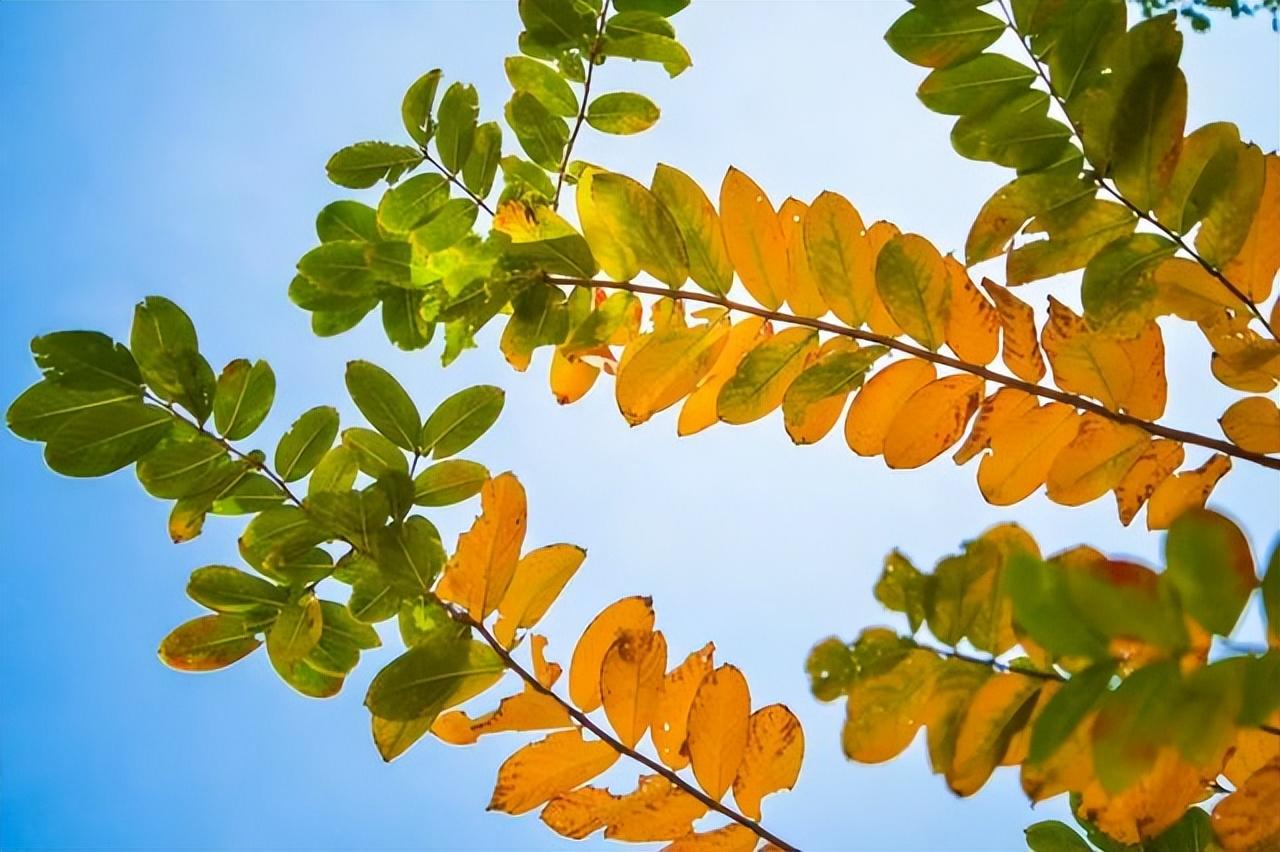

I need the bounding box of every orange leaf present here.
[652,642,716,770]
[1223,722,1280,788]
[845,358,937,457]
[865,221,905,337]
[777,198,827,318]
[432,685,573,746]
[720,167,789,310]
[843,650,936,763]
[687,663,751,800]
[1220,396,1280,453]
[487,729,619,815]
[601,629,668,748]
[982,279,1046,383]
[616,315,731,426]
[944,257,999,366]
[883,374,984,469]
[947,674,1042,797]
[1223,153,1280,303]
[732,704,805,821]
[1075,748,1206,844]
[550,348,599,405]
[1145,453,1232,531]
[663,824,758,852]
[1046,415,1152,506]
[494,543,587,647]
[678,317,771,436]
[804,190,874,328]
[1114,438,1184,526]
[1214,759,1280,852]
[436,473,528,620]
[569,596,656,712]
[977,402,1081,505]
[781,337,865,445]
[531,634,562,688]
[1021,710,1096,803]
[541,774,708,842]
[953,387,1039,465]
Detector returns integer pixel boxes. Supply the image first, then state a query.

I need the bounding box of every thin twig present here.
[994,0,1274,338]
[422,149,495,217]
[543,274,1280,471]
[553,0,611,209]
[453,610,801,851]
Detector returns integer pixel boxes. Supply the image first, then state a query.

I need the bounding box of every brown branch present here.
[543,275,1280,471]
[552,0,611,209]
[994,0,1275,339]
[422,149,496,217]
[452,610,801,851]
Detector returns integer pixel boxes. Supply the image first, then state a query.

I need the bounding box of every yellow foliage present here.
[687,663,751,800]
[437,473,528,621]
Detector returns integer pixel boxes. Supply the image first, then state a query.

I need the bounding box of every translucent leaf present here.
[601,629,667,747]
[326,141,423,189]
[731,704,804,821]
[1221,152,1280,303]
[462,121,503,199]
[978,402,1080,505]
[569,595,655,712]
[1081,234,1177,334]
[506,91,568,171]
[1114,438,1184,526]
[297,241,375,297]
[274,406,339,482]
[951,90,1073,172]
[687,663,750,800]
[44,401,173,478]
[377,173,450,234]
[1164,509,1255,636]
[158,614,261,672]
[883,374,984,469]
[952,387,1037,465]
[342,427,408,478]
[266,594,323,667]
[1109,62,1186,213]
[944,259,999,365]
[651,642,714,770]
[435,470,527,616]
[719,167,789,310]
[213,359,275,441]
[589,171,689,287]
[364,632,503,722]
[804,191,875,328]
[845,358,936,458]
[420,385,505,458]
[586,92,660,135]
[776,198,826,318]
[884,4,1004,68]
[30,330,141,392]
[842,650,935,763]
[488,729,620,815]
[494,543,587,647]
[1025,820,1092,852]
[374,516,446,596]
[783,341,885,446]
[432,683,572,745]
[401,68,442,146]
[413,459,489,506]
[598,33,692,77]
[677,317,768,436]
[130,296,215,420]
[1146,453,1231,531]
[875,233,949,351]
[505,55,579,117]
[651,164,733,296]
[1045,415,1151,507]
[717,327,817,425]
[7,382,143,442]
[1028,661,1115,765]
[981,280,1045,383]
[344,360,420,452]
[947,674,1041,796]
[616,315,729,425]
[436,83,479,173]
[541,774,706,842]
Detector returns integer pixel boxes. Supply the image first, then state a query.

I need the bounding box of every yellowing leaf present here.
[372,714,433,763]
[783,339,882,445]
[843,650,936,763]
[1153,256,1246,323]
[678,318,770,436]
[717,327,818,425]
[845,358,937,457]
[777,199,827,318]
[542,775,707,842]
[924,659,991,776]
[720,167,789,310]
[494,543,587,647]
[875,233,950,351]
[982,279,1046,383]
[531,634,562,688]
[1074,748,1206,845]
[883,374,984,469]
[1223,154,1280,303]
[1146,453,1231,531]
[804,191,874,327]
[731,704,804,821]
[977,403,1081,505]
[1220,396,1280,453]
[569,596,656,712]
[652,642,715,770]
[687,663,750,800]
[578,168,639,281]
[1214,759,1280,852]
[651,163,733,296]
[601,629,668,748]
[616,316,730,426]
[487,729,620,815]
[1046,415,1151,507]
[866,222,905,337]
[550,349,599,405]
[945,258,999,365]
[432,685,573,745]
[1114,439,1185,526]
[953,387,1038,465]
[663,825,757,852]
[1223,724,1280,788]
[436,473,527,620]
[947,675,1041,796]
[591,172,690,288]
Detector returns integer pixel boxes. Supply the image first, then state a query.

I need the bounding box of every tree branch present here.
[452,609,801,851]
[553,0,611,209]
[422,149,495,217]
[543,274,1280,471]
[994,0,1275,339]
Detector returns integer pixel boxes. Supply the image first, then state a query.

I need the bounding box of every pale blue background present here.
[1,2,1276,850]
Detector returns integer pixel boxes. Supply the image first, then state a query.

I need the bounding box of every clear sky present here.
[1,3,1276,850]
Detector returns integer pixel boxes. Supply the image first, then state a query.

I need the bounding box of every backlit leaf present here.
[677,317,768,436]
[274,406,340,482]
[266,594,323,666]
[436,472,527,621]
[213,359,275,441]
[505,56,578,117]
[885,4,1004,68]
[616,315,729,426]
[541,775,707,842]
[1046,416,1150,507]
[845,358,936,457]
[945,259,999,366]
[601,629,667,747]
[326,142,422,189]
[883,374,984,469]
[345,360,421,452]
[1213,759,1280,852]
[687,663,750,800]
[804,191,874,328]
[413,459,489,507]
[569,596,656,712]
[586,92,660,135]
[652,642,715,770]
[947,674,1041,796]
[432,684,572,745]
[651,164,733,296]
[1146,453,1231,531]
[494,543,587,647]
[719,167,789,310]
[875,233,949,351]
[732,704,804,821]
[1222,153,1280,303]
[420,385,505,458]
[158,614,261,672]
[982,279,1045,383]
[44,401,173,478]
[401,68,442,146]
[590,172,689,287]
[978,403,1080,505]
[1197,143,1266,270]
[437,83,479,173]
[777,199,826,318]
[843,650,936,763]
[1114,438,1184,526]
[717,327,818,425]
[783,341,886,445]
[1165,509,1255,636]
[488,729,620,815]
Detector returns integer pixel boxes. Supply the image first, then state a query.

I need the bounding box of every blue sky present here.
[1,3,1276,850]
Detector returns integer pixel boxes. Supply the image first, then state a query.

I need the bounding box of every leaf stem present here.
[422,149,495,217]
[542,274,1280,472]
[994,0,1274,338]
[452,609,801,851]
[552,0,612,210]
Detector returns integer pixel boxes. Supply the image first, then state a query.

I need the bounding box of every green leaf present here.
[718,327,819,425]
[316,200,378,243]
[500,155,557,201]
[240,507,329,575]
[436,83,479,174]
[377,173,450,234]
[1164,509,1256,635]
[965,172,1097,267]
[382,290,434,352]
[267,594,323,667]
[271,656,344,699]
[606,10,676,38]
[274,405,340,482]
[419,385,505,458]
[44,401,173,477]
[364,632,504,721]
[613,0,688,15]
[319,600,381,650]
[951,90,1073,172]
[1145,807,1215,852]
[1080,233,1176,333]
[158,614,262,672]
[873,550,929,634]
[307,446,359,497]
[130,296,216,421]
[917,53,1036,116]
[506,91,569,171]
[505,56,579,117]
[412,459,489,506]
[590,171,689,287]
[783,346,887,444]
[1028,661,1115,764]
[1025,821,1092,852]
[1006,199,1136,285]
[518,0,596,53]
[650,164,732,297]
[1196,141,1265,267]
[344,360,421,452]
[806,637,858,702]
[885,4,1005,69]
[1005,553,1110,659]
[409,198,479,253]
[875,233,950,351]
[1109,61,1187,213]
[326,142,423,189]
[462,121,503,199]
[349,565,403,624]
[187,565,287,614]
[305,486,391,550]
[211,472,285,515]
[297,241,376,296]
[599,33,692,77]
[399,595,469,647]
[375,517,446,595]
[31,330,141,392]
[7,381,141,442]
[268,546,336,587]
[1092,660,1179,792]
[342,427,409,478]
[136,435,233,499]
[212,359,275,441]
[402,69,443,146]
[585,92,660,135]
[1265,539,1279,646]
[312,300,378,337]
[500,283,569,371]
[1043,0,1124,103]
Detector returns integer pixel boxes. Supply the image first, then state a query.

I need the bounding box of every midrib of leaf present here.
[282,421,330,480]
[427,399,491,455]
[386,660,505,696]
[353,585,391,620]
[151,446,223,484]
[73,411,169,452]
[20,391,137,425]
[741,335,814,398]
[1057,13,1110,102]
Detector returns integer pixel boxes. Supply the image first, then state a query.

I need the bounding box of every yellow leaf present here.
[720,167,789,310]
[1223,721,1280,787]
[945,257,1000,366]
[687,663,751,800]
[578,168,639,281]
[1220,396,1280,453]
[777,198,827,318]
[883,374,984,469]
[947,674,1042,797]
[845,358,937,457]
[732,703,804,821]
[652,642,715,770]
[1153,257,1246,323]
[1021,710,1096,803]
[487,729,619,815]
[782,337,871,445]
[542,775,708,842]
[436,473,527,621]
[1116,320,1168,420]
[372,713,432,763]
[843,649,936,763]
[601,629,668,748]
[493,543,587,647]
[977,402,1081,505]
[616,315,730,426]
[1145,453,1232,531]
[804,190,874,327]
[1203,315,1280,393]
[953,387,1038,465]
[1041,296,1133,411]
[651,163,734,296]
[1046,415,1152,506]
[569,596,656,712]
[1114,438,1184,526]
[982,279,1046,383]
[717,326,819,425]
[531,634,562,688]
[549,349,599,405]
[1214,759,1280,852]
[925,660,992,776]
[663,825,758,852]
[432,685,573,745]
[866,222,905,337]
[875,233,950,351]
[1223,153,1280,303]
[1075,748,1207,845]
[678,318,770,436]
